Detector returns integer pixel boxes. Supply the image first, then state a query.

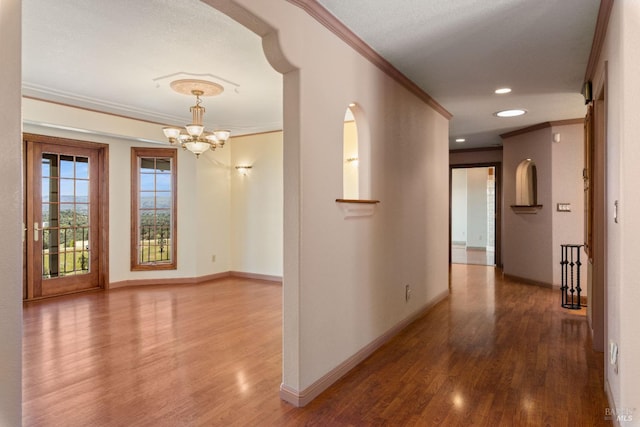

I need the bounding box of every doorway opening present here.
[450,164,501,267]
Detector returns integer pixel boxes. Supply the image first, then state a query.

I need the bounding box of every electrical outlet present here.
[405,284,411,302]
[211,254,216,263]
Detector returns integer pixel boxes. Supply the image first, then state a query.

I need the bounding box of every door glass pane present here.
[42,153,58,178]
[76,180,89,202]
[60,179,74,199]
[41,153,91,278]
[75,157,89,179]
[43,178,59,203]
[76,204,89,226]
[59,155,74,178]
[42,203,58,228]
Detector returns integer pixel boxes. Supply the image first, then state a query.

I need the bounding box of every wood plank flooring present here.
[23,266,610,426]
[451,244,495,266]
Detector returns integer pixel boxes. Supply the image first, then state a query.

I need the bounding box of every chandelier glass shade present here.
[163,80,230,158]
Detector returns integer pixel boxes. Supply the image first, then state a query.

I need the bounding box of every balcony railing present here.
[42,226,90,277]
[139,226,171,263]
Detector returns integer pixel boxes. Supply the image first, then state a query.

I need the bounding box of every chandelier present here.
[162,79,231,158]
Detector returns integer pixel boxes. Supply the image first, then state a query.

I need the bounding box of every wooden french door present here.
[25,135,108,299]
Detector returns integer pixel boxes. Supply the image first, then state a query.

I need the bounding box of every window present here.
[131,147,177,270]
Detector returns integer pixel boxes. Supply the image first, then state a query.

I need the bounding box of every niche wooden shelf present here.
[335,199,380,218]
[510,204,543,214]
[335,199,380,204]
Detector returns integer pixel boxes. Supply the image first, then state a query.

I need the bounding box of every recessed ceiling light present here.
[494,109,527,118]
[495,88,512,94]
[455,138,466,143]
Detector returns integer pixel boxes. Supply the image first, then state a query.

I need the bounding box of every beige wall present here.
[230,131,283,277]
[214,0,450,398]
[0,0,22,424]
[502,128,554,285]
[502,123,586,288]
[551,123,587,289]
[592,0,640,414]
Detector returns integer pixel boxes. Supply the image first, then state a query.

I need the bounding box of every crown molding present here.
[500,118,584,139]
[22,94,281,138]
[286,0,452,120]
[584,0,614,84]
[22,83,186,125]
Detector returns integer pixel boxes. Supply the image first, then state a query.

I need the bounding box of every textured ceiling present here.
[317,0,600,148]
[23,0,600,148]
[22,0,283,138]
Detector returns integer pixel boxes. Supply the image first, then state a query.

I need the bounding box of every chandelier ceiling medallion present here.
[162,79,231,158]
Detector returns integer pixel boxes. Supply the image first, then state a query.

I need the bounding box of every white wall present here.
[212,0,450,398]
[451,169,467,244]
[0,0,22,424]
[466,167,488,249]
[593,0,640,416]
[502,128,553,285]
[230,131,283,277]
[551,123,587,290]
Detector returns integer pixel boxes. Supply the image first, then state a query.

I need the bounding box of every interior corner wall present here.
[550,123,587,291]
[195,145,233,278]
[592,0,640,414]
[229,0,450,397]
[230,131,283,277]
[502,128,553,285]
[0,0,23,424]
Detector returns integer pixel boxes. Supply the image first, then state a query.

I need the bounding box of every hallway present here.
[23,265,610,426]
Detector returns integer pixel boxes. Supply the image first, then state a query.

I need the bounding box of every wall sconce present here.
[235,165,252,175]
[346,157,359,167]
[553,133,561,143]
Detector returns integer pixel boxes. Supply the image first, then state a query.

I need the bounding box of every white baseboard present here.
[280,289,450,407]
[108,270,282,289]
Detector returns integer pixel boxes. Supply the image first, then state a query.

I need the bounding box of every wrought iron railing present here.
[42,226,90,277]
[139,226,171,263]
[560,244,584,309]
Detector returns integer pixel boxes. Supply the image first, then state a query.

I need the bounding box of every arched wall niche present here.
[516,159,538,205]
[342,103,371,200]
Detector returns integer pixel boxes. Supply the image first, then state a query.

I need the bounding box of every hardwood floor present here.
[23,266,610,426]
[451,244,495,266]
